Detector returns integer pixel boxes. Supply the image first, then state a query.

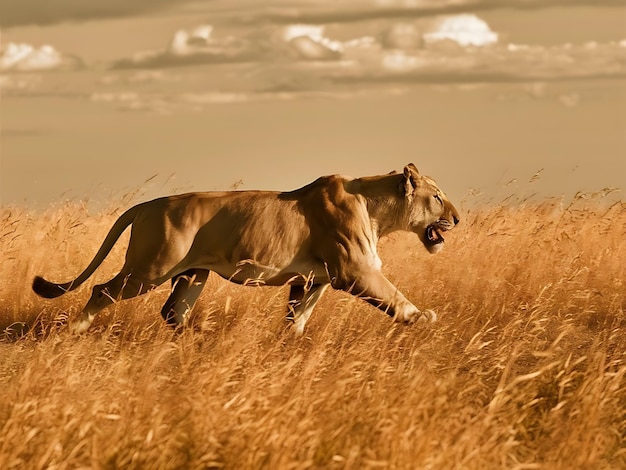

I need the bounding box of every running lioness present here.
[33,164,459,334]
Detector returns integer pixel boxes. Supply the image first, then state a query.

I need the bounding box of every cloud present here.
[8,12,625,109]
[281,13,624,87]
[112,14,623,84]
[325,39,626,85]
[423,14,498,47]
[283,25,343,60]
[0,42,83,72]
[86,27,626,114]
[111,23,359,69]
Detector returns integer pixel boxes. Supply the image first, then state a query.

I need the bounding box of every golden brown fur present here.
[33,164,459,334]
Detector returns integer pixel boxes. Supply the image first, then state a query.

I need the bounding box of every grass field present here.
[0,194,624,469]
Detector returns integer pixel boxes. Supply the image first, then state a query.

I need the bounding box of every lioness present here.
[33,164,459,334]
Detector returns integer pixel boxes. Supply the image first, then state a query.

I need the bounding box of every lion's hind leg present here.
[287,283,329,336]
[71,271,157,334]
[161,269,210,328]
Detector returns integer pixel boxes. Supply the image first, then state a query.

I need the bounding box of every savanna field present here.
[0,194,624,469]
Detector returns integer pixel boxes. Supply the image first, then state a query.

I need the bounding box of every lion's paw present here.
[417,309,437,323]
[396,307,437,324]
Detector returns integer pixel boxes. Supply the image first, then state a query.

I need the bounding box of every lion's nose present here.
[453,215,460,225]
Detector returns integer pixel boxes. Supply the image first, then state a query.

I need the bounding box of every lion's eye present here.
[434,194,443,205]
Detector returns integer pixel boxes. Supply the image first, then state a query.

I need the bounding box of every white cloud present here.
[0,42,82,72]
[424,14,498,47]
[283,25,342,51]
[283,25,343,60]
[168,25,215,56]
[288,36,342,61]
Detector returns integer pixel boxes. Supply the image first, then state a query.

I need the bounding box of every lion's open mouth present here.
[426,225,444,245]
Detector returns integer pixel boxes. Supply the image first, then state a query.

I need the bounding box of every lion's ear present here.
[404,163,420,175]
[402,164,419,198]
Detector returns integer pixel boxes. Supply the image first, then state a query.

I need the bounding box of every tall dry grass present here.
[0,194,624,469]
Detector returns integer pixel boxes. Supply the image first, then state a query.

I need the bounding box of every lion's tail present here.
[32,204,143,299]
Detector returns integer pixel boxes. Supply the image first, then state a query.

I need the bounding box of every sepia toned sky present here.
[1,1,625,208]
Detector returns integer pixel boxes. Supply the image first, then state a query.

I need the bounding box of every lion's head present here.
[401,163,460,254]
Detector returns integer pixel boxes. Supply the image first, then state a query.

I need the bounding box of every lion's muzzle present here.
[426,225,445,245]
[424,216,458,253]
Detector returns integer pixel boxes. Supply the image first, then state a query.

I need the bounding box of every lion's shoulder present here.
[280,174,353,199]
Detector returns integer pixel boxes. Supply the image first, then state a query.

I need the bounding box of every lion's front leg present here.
[338,270,436,323]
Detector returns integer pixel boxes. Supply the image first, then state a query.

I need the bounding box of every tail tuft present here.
[32,276,71,299]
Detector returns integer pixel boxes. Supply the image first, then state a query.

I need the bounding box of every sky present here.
[1,0,625,209]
